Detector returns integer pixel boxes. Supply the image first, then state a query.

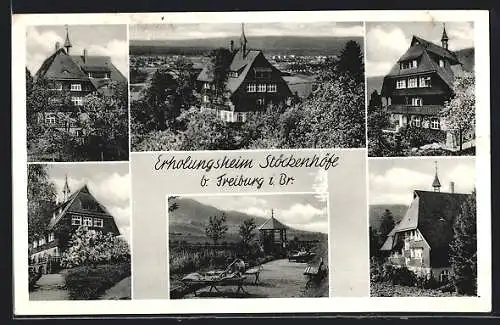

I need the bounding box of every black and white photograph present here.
[369,158,476,297]
[129,22,365,151]
[168,194,329,298]
[366,22,475,157]
[28,163,131,300]
[26,25,129,162]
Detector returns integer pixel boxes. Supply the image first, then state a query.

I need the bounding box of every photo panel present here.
[129,22,366,151]
[167,193,329,299]
[368,157,476,297]
[26,24,129,162]
[365,21,475,157]
[27,162,132,300]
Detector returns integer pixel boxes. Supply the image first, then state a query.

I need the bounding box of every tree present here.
[369,226,382,258]
[441,72,475,152]
[337,40,364,84]
[379,209,395,238]
[27,164,56,242]
[60,226,130,268]
[26,67,34,95]
[450,190,477,295]
[179,108,235,150]
[168,196,179,213]
[239,218,257,246]
[207,48,233,107]
[143,69,179,130]
[205,213,228,245]
[80,81,129,160]
[295,73,365,148]
[367,90,392,157]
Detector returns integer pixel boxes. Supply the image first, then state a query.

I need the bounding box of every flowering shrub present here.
[60,226,130,268]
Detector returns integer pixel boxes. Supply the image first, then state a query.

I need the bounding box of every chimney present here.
[230,40,234,52]
[83,49,87,63]
[450,181,455,194]
[55,42,60,52]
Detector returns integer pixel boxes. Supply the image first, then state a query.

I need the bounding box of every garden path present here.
[29,272,70,300]
[180,258,328,298]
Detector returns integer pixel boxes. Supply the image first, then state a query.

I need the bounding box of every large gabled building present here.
[380,25,474,150]
[379,165,473,282]
[197,24,293,122]
[29,176,121,274]
[32,26,127,135]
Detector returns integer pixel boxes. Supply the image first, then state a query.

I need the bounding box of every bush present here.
[379,264,417,286]
[61,227,130,268]
[415,274,440,289]
[64,262,131,300]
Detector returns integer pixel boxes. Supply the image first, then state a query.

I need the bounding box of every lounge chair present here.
[304,256,326,284]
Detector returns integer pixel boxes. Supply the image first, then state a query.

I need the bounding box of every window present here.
[51,82,63,91]
[203,83,210,89]
[236,112,246,122]
[396,79,406,89]
[256,97,265,106]
[70,84,82,91]
[93,218,103,228]
[414,248,423,259]
[400,61,410,70]
[257,84,267,92]
[45,115,56,125]
[267,84,277,92]
[48,233,55,242]
[439,59,445,68]
[202,95,209,103]
[39,237,45,246]
[229,71,238,78]
[247,84,256,92]
[411,97,423,106]
[33,240,38,248]
[105,73,110,79]
[83,217,93,226]
[412,116,421,127]
[419,76,431,88]
[71,97,83,106]
[71,215,82,226]
[430,117,440,130]
[440,270,450,283]
[408,78,418,88]
[74,129,82,137]
[412,59,418,68]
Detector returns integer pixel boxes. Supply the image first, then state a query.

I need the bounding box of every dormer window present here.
[400,60,417,70]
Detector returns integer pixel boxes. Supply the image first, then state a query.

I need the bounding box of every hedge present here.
[64,262,131,300]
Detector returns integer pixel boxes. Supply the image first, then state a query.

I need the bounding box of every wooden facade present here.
[29,178,121,273]
[380,26,474,149]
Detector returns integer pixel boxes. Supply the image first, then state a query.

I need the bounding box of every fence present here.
[29,256,62,275]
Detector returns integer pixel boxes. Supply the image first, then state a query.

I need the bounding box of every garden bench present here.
[244,265,263,284]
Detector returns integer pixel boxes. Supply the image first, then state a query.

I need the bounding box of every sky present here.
[130,22,363,40]
[369,158,475,205]
[188,193,328,234]
[366,21,474,77]
[26,25,128,79]
[44,163,131,244]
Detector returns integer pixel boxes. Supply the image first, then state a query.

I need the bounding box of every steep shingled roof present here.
[196,49,262,94]
[380,190,472,267]
[35,48,126,87]
[258,216,288,230]
[47,184,119,235]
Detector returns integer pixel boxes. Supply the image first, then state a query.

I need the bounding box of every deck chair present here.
[304,256,325,283]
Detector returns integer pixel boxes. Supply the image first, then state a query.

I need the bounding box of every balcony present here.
[387,104,443,116]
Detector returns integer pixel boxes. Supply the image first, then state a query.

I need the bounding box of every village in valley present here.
[129,22,366,151]
[167,194,329,298]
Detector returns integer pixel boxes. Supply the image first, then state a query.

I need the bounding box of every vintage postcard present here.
[11,10,490,316]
